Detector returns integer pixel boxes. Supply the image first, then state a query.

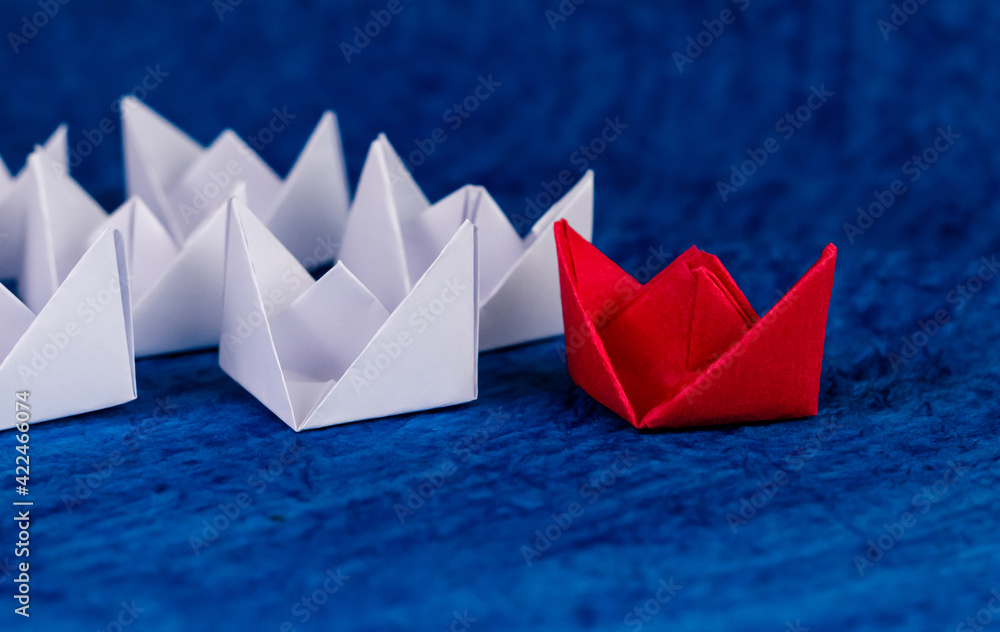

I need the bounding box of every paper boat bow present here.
[1,146,219,356]
[555,220,836,429]
[0,125,69,279]
[8,100,352,357]
[338,134,593,351]
[122,98,350,264]
[220,199,479,431]
[0,228,135,429]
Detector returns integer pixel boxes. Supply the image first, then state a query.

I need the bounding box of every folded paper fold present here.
[554,220,836,429]
[122,98,350,264]
[219,199,479,431]
[0,125,69,279]
[8,100,353,357]
[0,228,136,429]
[338,134,593,352]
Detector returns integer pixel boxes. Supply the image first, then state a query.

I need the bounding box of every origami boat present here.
[2,147,215,355]
[0,125,68,279]
[11,101,353,356]
[5,150,108,315]
[338,134,593,351]
[554,220,836,428]
[220,199,479,430]
[122,97,350,266]
[0,228,135,429]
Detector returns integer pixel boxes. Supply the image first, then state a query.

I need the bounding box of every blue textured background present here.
[1,1,999,630]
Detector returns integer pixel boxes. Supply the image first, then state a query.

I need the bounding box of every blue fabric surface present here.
[1,1,999,630]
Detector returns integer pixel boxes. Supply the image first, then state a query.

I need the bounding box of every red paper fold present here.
[554,220,837,429]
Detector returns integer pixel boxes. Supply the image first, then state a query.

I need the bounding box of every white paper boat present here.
[7,144,240,355]
[15,99,354,357]
[98,192,236,357]
[338,134,594,351]
[0,227,135,429]
[0,125,69,279]
[121,97,350,266]
[220,198,479,430]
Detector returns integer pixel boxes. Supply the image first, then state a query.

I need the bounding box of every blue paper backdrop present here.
[0,1,998,630]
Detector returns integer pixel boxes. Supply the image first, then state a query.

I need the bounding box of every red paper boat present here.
[554,220,836,429]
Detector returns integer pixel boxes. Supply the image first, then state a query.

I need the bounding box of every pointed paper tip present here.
[319,110,337,129]
[44,123,68,151]
[227,194,248,219]
[119,96,141,123]
[49,122,68,137]
[528,173,595,241]
[288,113,344,178]
[302,111,339,149]
[224,197,251,266]
[111,227,125,252]
[119,95,151,118]
[373,133,405,165]
[371,134,391,164]
[124,196,143,215]
[32,123,68,164]
[112,195,159,232]
[88,225,117,249]
[458,217,476,238]
[230,180,248,202]
[553,219,571,257]
[228,193,258,233]
[554,219,593,251]
[26,150,58,183]
[215,128,243,146]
